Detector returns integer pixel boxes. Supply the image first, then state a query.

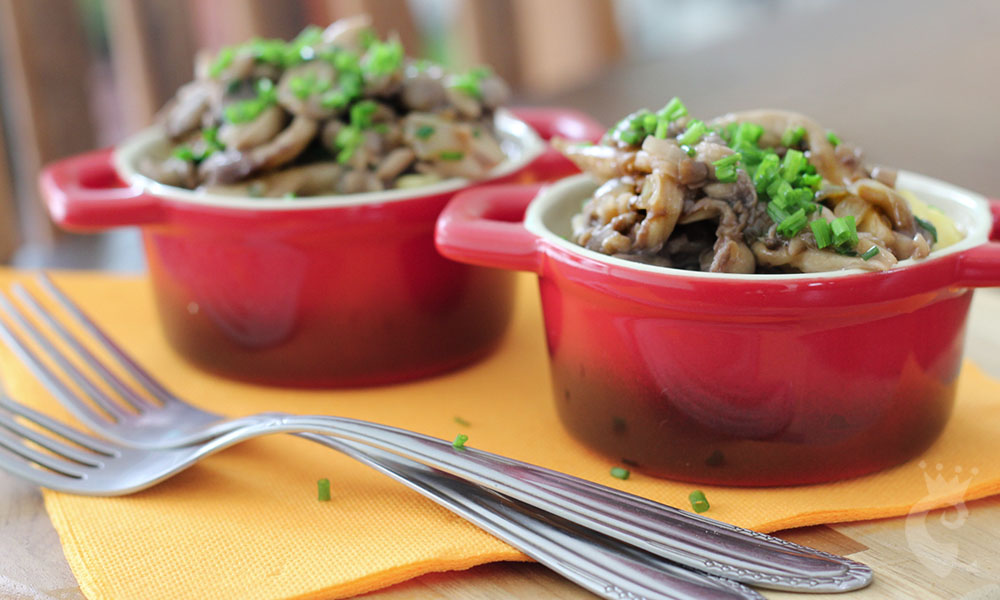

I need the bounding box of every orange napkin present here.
[1,268,999,600]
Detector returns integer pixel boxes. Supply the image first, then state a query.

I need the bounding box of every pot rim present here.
[111,109,546,211]
[523,171,991,282]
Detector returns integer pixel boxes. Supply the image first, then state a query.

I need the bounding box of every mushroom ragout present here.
[141,16,511,198]
[556,99,960,273]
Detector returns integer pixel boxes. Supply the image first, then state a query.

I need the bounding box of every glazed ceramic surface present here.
[41,108,606,387]
[436,173,1000,485]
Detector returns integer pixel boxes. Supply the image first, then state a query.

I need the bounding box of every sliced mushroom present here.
[217,105,285,151]
[249,116,319,171]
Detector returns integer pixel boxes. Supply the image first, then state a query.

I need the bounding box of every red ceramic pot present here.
[436,173,1000,486]
[40,108,606,387]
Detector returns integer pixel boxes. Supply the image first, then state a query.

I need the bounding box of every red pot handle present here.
[508,106,605,182]
[40,149,164,231]
[990,198,1000,242]
[435,182,545,273]
[955,199,1000,287]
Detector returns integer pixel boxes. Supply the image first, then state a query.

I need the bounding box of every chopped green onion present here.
[172,146,195,161]
[780,149,807,182]
[209,46,235,78]
[781,125,806,147]
[642,113,658,133]
[754,153,780,194]
[320,90,350,110]
[776,208,808,237]
[712,154,740,183]
[797,173,823,190]
[610,466,630,480]
[453,416,470,427]
[914,216,938,243]
[831,215,858,247]
[677,120,707,146]
[656,97,688,122]
[438,150,465,161]
[289,75,313,99]
[861,246,880,260]
[620,130,643,146]
[785,188,815,211]
[334,125,364,163]
[350,99,378,128]
[732,122,764,148]
[689,490,710,513]
[827,131,841,146]
[654,120,670,139]
[452,434,469,450]
[767,179,793,208]
[283,192,297,199]
[415,125,435,139]
[811,219,833,248]
[317,478,331,501]
[681,145,696,157]
[364,38,405,77]
[359,28,378,49]
[767,202,790,225]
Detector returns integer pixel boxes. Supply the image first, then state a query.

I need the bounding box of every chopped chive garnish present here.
[861,246,879,261]
[620,129,643,146]
[914,216,938,243]
[453,416,470,427]
[415,124,435,139]
[317,478,331,501]
[289,75,312,99]
[320,90,349,110]
[654,120,669,139]
[657,97,688,122]
[831,215,858,247]
[754,153,780,194]
[438,150,465,161]
[681,145,696,157]
[776,207,807,237]
[350,99,378,128]
[712,154,740,183]
[677,119,707,146]
[797,173,823,190]
[452,434,469,450]
[610,466,630,480]
[689,490,710,513]
[780,149,806,182]
[811,219,833,248]
[781,125,806,147]
[334,125,364,163]
[827,131,841,146]
[172,146,195,161]
[209,46,235,78]
[642,113,658,133]
[766,201,790,225]
[732,122,764,147]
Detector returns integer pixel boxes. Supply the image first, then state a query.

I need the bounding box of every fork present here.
[0,388,765,600]
[0,274,873,593]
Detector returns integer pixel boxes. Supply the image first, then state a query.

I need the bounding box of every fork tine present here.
[0,405,104,466]
[13,283,154,412]
[37,273,178,405]
[0,393,118,456]
[0,291,135,422]
[0,442,88,490]
[0,422,89,478]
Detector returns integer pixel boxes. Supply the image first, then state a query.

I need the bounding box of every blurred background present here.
[0,0,996,272]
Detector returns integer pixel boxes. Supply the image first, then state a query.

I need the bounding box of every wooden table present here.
[4,0,1000,597]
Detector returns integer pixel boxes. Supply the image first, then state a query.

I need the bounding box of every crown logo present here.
[918,461,977,502]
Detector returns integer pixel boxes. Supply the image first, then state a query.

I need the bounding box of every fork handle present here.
[302,433,761,600]
[234,414,870,593]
